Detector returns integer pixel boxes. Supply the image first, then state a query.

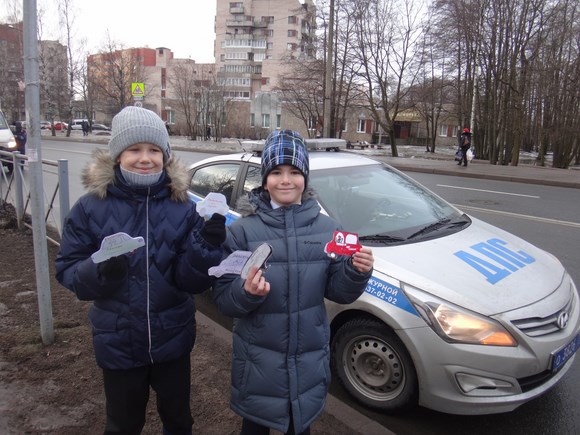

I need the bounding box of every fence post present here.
[57,159,69,234]
[14,153,25,229]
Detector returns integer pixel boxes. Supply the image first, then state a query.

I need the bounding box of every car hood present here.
[371,216,565,316]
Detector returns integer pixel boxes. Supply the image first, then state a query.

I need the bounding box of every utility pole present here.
[23,0,54,345]
[323,0,335,138]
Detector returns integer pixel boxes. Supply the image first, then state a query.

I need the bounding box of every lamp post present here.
[323,0,335,139]
[23,0,55,345]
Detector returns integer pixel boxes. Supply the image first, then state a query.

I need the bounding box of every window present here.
[250,113,255,127]
[225,91,250,99]
[276,114,281,129]
[242,166,262,198]
[288,30,297,37]
[189,164,240,206]
[262,114,270,128]
[357,119,366,133]
[288,16,297,24]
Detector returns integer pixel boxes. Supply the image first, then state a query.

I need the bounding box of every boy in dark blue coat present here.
[214,130,374,434]
[56,106,226,435]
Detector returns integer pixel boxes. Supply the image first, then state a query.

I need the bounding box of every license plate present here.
[551,333,580,372]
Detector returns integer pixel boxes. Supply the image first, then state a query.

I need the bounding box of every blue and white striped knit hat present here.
[261,130,309,187]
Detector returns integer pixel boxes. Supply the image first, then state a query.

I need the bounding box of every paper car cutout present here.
[91,232,145,263]
[324,231,361,258]
[240,243,273,279]
[196,192,229,218]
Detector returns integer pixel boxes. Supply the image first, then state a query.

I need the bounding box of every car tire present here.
[332,317,418,412]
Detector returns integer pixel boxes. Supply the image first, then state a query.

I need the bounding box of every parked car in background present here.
[40,121,51,130]
[10,121,28,131]
[186,139,580,416]
[70,119,95,130]
[91,123,111,131]
[0,112,22,173]
[53,121,68,131]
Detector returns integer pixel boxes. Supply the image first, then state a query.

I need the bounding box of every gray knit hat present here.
[261,129,309,187]
[108,106,170,162]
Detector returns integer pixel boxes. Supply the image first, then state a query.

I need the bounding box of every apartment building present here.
[215,0,317,137]
[88,46,215,133]
[0,21,68,124]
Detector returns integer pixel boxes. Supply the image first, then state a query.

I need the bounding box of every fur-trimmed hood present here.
[81,148,191,202]
[235,186,318,217]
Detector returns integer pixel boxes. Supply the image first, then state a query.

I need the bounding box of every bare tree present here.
[88,34,148,118]
[274,57,325,138]
[348,0,425,157]
[57,0,79,137]
[168,60,200,139]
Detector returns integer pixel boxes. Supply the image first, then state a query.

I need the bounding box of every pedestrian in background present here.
[213,129,374,435]
[458,127,472,167]
[55,106,227,435]
[81,120,89,136]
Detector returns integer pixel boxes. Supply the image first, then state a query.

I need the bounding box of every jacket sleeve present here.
[55,201,127,301]
[212,227,267,317]
[173,207,224,294]
[324,254,372,304]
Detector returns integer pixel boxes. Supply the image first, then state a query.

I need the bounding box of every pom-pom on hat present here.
[261,130,309,187]
[108,106,171,162]
[463,127,471,134]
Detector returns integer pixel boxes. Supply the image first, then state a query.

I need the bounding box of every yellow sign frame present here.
[131,82,145,96]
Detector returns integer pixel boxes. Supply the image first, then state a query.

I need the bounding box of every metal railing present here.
[1,149,70,244]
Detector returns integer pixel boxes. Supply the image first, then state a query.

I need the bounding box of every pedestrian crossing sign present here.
[131,82,145,96]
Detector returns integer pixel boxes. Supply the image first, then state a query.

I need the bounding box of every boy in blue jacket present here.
[213,130,374,435]
[55,106,226,435]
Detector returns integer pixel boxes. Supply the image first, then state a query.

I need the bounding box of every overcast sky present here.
[2,0,217,63]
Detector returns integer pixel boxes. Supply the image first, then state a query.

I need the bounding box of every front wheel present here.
[332,318,418,412]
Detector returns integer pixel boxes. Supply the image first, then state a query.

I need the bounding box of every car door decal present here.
[365,276,419,316]
[454,238,535,284]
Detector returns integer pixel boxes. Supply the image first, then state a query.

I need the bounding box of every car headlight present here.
[6,136,17,149]
[403,285,517,346]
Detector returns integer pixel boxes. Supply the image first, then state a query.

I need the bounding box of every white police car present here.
[187,139,579,415]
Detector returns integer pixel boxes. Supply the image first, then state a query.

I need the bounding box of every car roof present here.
[190,150,382,171]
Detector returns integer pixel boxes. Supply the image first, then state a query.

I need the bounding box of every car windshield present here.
[0,112,9,129]
[309,163,469,244]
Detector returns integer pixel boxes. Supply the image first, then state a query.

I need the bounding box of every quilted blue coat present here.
[55,150,222,370]
[213,188,371,433]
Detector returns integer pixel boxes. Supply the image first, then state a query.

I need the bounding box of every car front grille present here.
[511,291,575,337]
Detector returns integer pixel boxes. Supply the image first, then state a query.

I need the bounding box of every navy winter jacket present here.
[213,188,371,433]
[55,150,222,370]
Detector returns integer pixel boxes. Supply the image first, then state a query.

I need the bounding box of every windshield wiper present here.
[407,217,470,240]
[359,234,406,243]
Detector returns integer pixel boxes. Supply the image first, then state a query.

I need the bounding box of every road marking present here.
[456,204,580,228]
[438,184,540,198]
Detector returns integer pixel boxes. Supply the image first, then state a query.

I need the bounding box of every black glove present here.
[200,213,227,246]
[98,256,129,281]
